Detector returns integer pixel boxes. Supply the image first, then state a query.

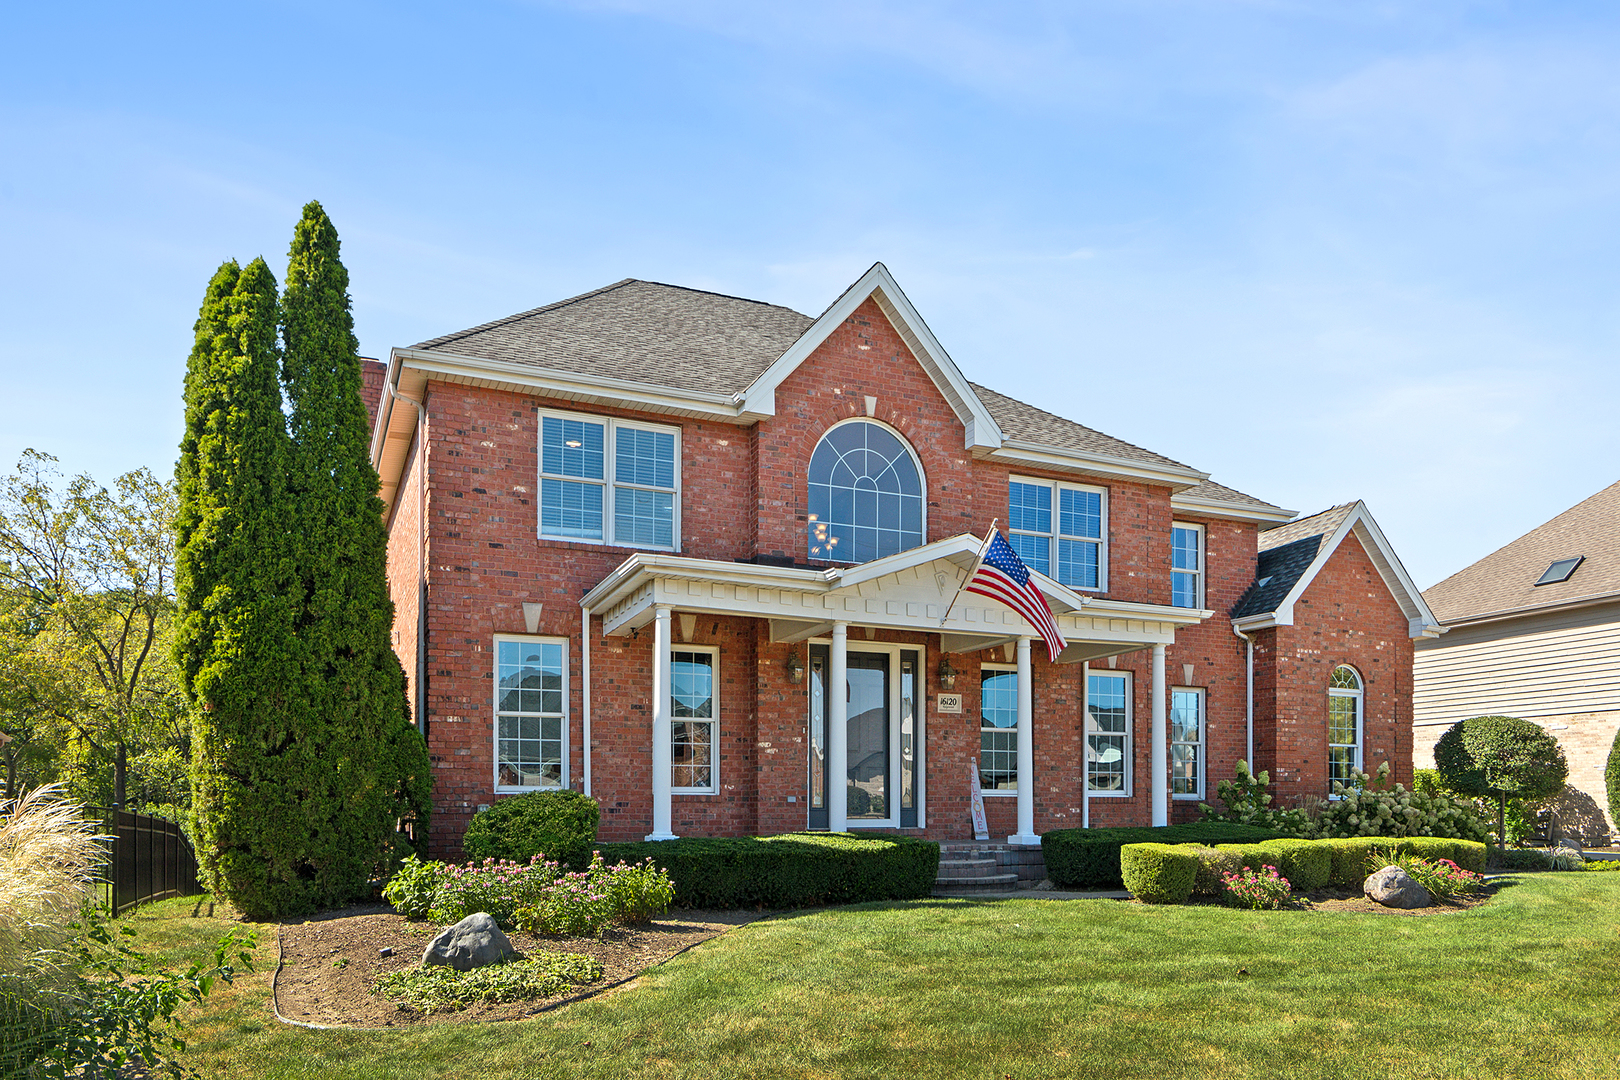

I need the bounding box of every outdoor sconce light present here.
[937,656,958,691]
[785,652,805,685]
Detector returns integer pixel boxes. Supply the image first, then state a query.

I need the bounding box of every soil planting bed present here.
[274,906,758,1028]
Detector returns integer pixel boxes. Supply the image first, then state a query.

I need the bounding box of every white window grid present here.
[671,645,719,795]
[978,663,1018,795]
[1327,665,1364,795]
[537,407,682,551]
[1007,475,1108,592]
[1171,522,1204,609]
[1170,686,1204,799]
[1085,669,1132,796]
[493,634,568,793]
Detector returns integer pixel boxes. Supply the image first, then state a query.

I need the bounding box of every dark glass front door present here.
[808,646,918,830]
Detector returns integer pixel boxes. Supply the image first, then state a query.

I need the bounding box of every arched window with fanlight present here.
[806,420,925,563]
[1328,665,1363,792]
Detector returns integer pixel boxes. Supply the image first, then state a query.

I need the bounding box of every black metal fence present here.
[95,808,204,916]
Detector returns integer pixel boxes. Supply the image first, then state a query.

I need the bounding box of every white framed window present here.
[1007,476,1107,591]
[494,636,567,792]
[538,409,681,550]
[671,646,719,794]
[1171,523,1203,609]
[1328,665,1363,793]
[806,419,926,564]
[1085,670,1132,795]
[1170,687,1204,798]
[979,664,1018,794]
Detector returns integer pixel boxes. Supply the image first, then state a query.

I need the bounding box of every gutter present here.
[1232,622,1254,771]
[384,373,430,738]
[580,599,593,798]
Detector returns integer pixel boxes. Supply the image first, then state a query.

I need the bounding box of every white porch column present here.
[646,605,677,841]
[1009,636,1039,846]
[828,622,849,833]
[1151,642,1168,827]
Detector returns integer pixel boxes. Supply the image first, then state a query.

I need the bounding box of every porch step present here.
[934,872,1020,894]
[931,842,1047,895]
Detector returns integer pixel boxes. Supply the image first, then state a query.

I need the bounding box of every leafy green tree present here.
[1606,724,1619,842]
[281,201,431,873]
[175,257,311,917]
[1434,715,1569,853]
[0,454,181,809]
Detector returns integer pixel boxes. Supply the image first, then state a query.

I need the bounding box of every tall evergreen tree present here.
[174,258,312,917]
[281,202,431,885]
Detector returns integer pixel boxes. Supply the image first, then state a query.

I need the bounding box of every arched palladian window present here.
[806,420,924,563]
[1327,665,1363,792]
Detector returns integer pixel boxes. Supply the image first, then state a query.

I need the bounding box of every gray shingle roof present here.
[1175,478,1289,515]
[1230,503,1358,618]
[967,382,1196,473]
[1423,480,1620,624]
[413,279,814,396]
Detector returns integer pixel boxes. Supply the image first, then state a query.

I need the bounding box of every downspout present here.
[580,600,593,798]
[384,373,429,738]
[1232,623,1254,771]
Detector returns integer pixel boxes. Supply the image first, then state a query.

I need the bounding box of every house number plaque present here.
[936,693,963,714]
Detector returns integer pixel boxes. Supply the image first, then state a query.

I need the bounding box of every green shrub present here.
[371,953,602,1014]
[604,858,676,924]
[1583,859,1620,872]
[593,833,938,908]
[382,855,445,920]
[1042,822,1280,889]
[1316,765,1490,843]
[1119,844,1199,904]
[462,791,601,870]
[1607,725,1620,841]
[1373,852,1485,899]
[1198,760,1313,835]
[1187,846,1243,897]
[1435,715,1569,850]
[1492,847,1553,871]
[1399,837,1487,875]
[1321,838,1399,888]
[1220,863,1292,910]
[1255,839,1331,891]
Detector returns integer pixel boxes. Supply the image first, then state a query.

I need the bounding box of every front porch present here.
[579,534,1211,844]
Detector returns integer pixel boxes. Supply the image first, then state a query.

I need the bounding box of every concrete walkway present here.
[932,888,1132,900]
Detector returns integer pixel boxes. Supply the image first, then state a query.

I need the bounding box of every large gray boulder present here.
[1364,866,1431,909]
[422,912,518,971]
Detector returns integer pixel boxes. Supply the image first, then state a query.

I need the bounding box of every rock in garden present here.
[1364,866,1431,909]
[422,913,518,971]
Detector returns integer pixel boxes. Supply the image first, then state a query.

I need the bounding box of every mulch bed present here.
[273,906,758,1029]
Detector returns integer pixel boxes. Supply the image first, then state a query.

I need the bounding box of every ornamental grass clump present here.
[1221,864,1292,910]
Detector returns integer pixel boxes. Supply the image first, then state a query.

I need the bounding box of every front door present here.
[808,645,919,829]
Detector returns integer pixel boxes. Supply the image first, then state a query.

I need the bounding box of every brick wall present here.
[361,358,387,428]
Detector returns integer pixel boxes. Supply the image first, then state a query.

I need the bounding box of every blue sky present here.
[3,1,1617,590]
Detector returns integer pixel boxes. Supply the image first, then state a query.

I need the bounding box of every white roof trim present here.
[1171,492,1297,525]
[735,263,1004,452]
[987,441,1208,491]
[1235,502,1444,639]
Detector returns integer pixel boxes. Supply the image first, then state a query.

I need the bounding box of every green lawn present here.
[124,874,1620,1080]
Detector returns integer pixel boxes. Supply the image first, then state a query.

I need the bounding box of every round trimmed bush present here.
[1435,715,1568,849]
[461,790,601,869]
[1120,843,1198,904]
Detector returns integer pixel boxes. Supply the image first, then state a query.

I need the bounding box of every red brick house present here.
[366,263,1441,856]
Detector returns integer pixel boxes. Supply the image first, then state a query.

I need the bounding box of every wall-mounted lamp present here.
[785,652,805,685]
[937,656,958,691]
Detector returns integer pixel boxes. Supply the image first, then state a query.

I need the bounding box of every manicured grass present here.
[123,874,1620,1080]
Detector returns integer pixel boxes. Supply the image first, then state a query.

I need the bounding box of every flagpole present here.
[939,519,999,628]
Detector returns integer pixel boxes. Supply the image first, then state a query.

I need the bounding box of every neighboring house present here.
[365,262,1440,857]
[1415,481,1620,843]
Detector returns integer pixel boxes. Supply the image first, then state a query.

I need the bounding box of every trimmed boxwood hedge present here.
[1042,823,1282,889]
[592,833,940,908]
[1120,843,1199,904]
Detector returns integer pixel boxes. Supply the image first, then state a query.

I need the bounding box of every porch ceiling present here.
[582,535,1210,661]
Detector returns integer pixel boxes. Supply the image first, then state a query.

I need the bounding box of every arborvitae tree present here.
[174,258,312,917]
[281,201,431,882]
[1606,724,1620,842]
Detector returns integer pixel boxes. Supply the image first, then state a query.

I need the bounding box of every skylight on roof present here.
[1534,557,1584,586]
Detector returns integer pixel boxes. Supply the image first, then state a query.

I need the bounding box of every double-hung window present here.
[1085,670,1131,794]
[979,665,1018,793]
[539,411,679,549]
[1007,477,1106,590]
[494,637,566,791]
[1328,666,1363,793]
[1171,523,1203,608]
[1170,687,1204,798]
[671,647,718,794]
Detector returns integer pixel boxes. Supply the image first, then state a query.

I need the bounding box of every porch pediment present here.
[581,534,1210,660]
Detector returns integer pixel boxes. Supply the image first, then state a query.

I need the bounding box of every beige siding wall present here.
[1413,601,1620,842]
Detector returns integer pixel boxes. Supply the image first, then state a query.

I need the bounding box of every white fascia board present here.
[985,441,1208,491]
[1233,610,1289,631]
[394,347,748,423]
[374,353,428,520]
[1082,597,1212,629]
[735,263,1004,452]
[1170,494,1298,525]
[1430,591,1620,632]
[828,533,985,590]
[581,552,831,612]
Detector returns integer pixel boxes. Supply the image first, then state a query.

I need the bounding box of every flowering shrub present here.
[606,857,677,924]
[1221,864,1292,910]
[1373,854,1485,900]
[1318,764,1490,843]
[429,856,558,927]
[1199,760,1313,835]
[514,854,677,936]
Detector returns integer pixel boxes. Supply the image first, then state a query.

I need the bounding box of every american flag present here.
[964,531,1068,662]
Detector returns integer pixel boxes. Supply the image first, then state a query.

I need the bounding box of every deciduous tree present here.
[1434,714,1568,853]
